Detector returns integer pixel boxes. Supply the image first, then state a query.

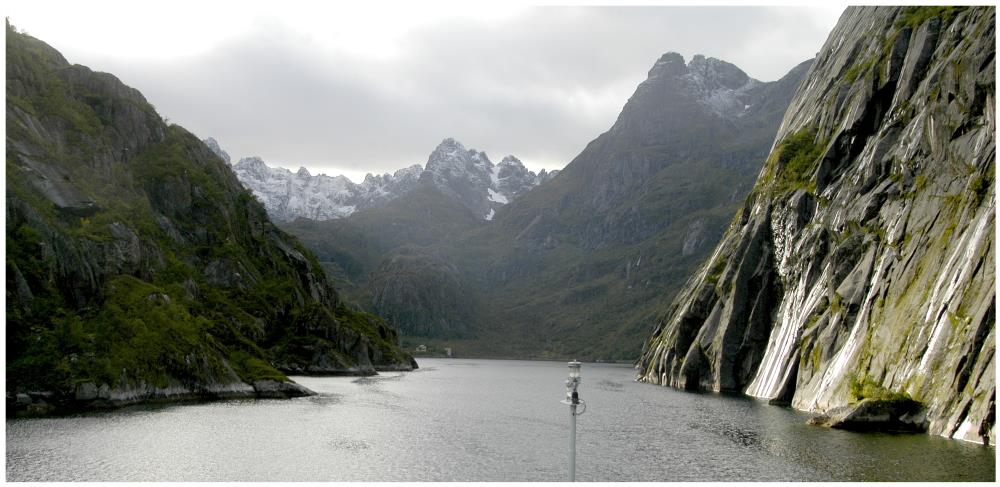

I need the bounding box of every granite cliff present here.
[638,6,995,444]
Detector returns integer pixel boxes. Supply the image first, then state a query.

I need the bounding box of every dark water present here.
[6,359,995,481]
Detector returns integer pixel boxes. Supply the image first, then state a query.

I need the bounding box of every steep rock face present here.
[6,24,414,414]
[223,138,558,222]
[638,6,995,445]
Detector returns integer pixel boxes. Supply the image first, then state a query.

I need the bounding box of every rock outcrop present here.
[808,397,929,433]
[6,22,414,416]
[638,6,995,444]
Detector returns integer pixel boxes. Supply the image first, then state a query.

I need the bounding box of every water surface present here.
[6,359,995,481]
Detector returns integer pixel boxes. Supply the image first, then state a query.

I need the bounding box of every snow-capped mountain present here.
[682,54,760,118]
[232,157,361,221]
[420,138,557,220]
[636,52,763,120]
[213,138,559,222]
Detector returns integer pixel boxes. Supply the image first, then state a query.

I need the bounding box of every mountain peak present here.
[686,54,751,90]
[435,137,466,153]
[648,51,688,79]
[234,156,267,171]
[499,155,524,168]
[202,137,231,164]
[426,137,493,174]
[429,138,467,162]
[629,49,762,123]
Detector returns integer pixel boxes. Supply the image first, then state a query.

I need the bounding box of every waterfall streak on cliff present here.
[809,253,893,409]
[745,264,830,398]
[919,198,995,373]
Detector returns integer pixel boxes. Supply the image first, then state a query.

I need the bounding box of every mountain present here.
[637,6,995,444]
[418,138,559,220]
[220,138,558,222]
[280,52,812,358]
[496,52,813,248]
[231,156,370,221]
[5,23,414,415]
[203,136,230,164]
[281,182,486,337]
[451,53,815,358]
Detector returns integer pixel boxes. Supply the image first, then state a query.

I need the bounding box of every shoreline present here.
[7,364,417,419]
[411,355,635,366]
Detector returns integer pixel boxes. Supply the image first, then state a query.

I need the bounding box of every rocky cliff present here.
[6,23,414,415]
[223,138,558,222]
[638,6,995,444]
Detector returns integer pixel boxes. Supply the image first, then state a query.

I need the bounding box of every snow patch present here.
[488,188,509,204]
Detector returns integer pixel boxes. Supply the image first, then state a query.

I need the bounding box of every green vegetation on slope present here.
[6,22,411,407]
[759,126,827,196]
[896,6,968,29]
[637,5,995,443]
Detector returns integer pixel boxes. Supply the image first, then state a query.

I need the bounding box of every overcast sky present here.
[8,2,845,182]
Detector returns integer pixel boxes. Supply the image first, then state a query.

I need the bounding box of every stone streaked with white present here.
[637,6,996,445]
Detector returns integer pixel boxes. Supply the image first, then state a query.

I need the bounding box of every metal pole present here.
[569,403,577,482]
[564,360,582,482]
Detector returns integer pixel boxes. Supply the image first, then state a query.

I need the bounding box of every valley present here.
[4,5,995,481]
[235,54,815,361]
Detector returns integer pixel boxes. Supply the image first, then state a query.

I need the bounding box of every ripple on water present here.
[596,379,624,392]
[5,359,995,482]
[306,393,342,406]
[326,438,370,452]
[351,373,406,385]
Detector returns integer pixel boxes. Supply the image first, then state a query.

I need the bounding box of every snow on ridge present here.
[637,52,761,119]
[208,137,558,222]
[683,55,759,119]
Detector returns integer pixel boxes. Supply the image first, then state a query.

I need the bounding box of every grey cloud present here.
[50,6,842,178]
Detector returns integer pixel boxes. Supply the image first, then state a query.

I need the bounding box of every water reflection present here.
[6,358,995,481]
